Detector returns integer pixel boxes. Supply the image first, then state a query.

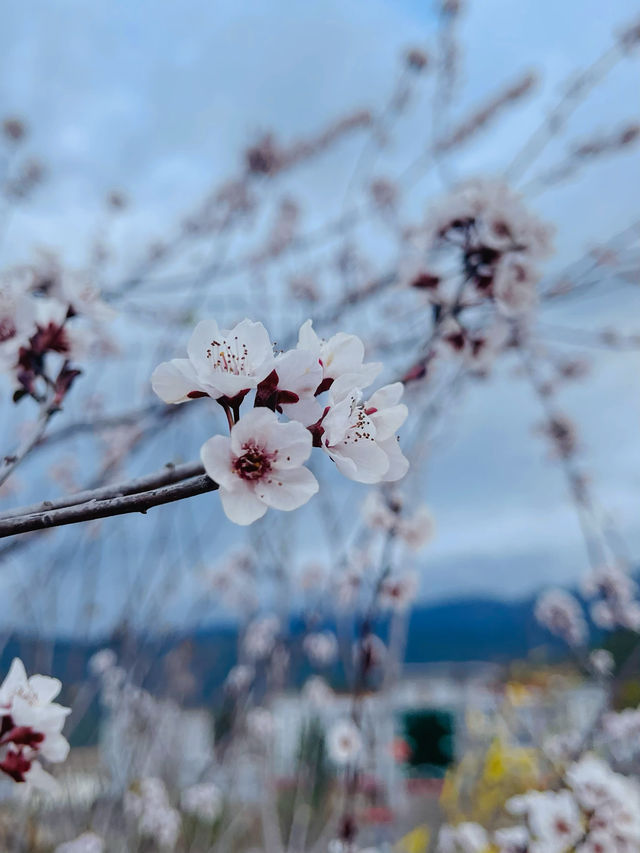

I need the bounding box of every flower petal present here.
[200,435,236,489]
[257,466,319,511]
[219,483,268,525]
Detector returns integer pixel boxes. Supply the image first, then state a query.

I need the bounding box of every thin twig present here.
[0,397,59,488]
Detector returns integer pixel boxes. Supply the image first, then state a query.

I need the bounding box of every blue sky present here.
[0,0,639,636]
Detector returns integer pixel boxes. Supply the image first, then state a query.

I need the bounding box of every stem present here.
[0,396,59,488]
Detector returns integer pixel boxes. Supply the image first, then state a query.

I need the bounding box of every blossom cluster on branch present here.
[151,317,409,524]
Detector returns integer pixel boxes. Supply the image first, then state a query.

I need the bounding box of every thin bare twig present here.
[0,396,59,488]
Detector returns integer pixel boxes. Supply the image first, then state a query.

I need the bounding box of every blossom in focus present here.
[151,317,274,404]
[297,319,381,395]
[320,384,408,483]
[200,407,319,524]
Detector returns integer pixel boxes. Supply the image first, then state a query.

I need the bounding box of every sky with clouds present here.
[0,0,639,637]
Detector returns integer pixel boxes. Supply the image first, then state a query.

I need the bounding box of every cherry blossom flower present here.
[436,822,490,853]
[535,589,587,647]
[397,504,436,550]
[224,664,254,694]
[379,572,419,611]
[243,615,280,660]
[494,825,529,853]
[303,631,339,667]
[297,319,381,395]
[326,719,363,766]
[319,384,408,484]
[124,777,181,849]
[200,407,319,524]
[152,317,274,405]
[246,707,275,741]
[508,790,583,853]
[589,649,614,677]
[54,832,105,853]
[302,676,335,709]
[0,657,71,789]
[493,254,539,317]
[254,346,323,425]
[180,782,223,823]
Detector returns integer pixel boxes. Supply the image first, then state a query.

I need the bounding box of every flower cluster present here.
[507,754,640,852]
[0,262,112,404]
[0,657,71,790]
[405,179,553,378]
[152,317,409,524]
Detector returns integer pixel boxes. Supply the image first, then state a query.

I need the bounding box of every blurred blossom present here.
[535,589,587,647]
[246,707,275,742]
[180,781,223,823]
[436,822,489,852]
[326,719,363,766]
[54,833,105,853]
[243,615,280,661]
[303,631,339,667]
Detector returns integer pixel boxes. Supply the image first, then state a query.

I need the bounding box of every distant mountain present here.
[1,594,568,701]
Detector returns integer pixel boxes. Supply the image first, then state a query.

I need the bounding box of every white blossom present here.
[297,319,381,395]
[0,658,70,788]
[54,832,105,853]
[535,589,587,647]
[320,383,408,484]
[436,822,490,853]
[201,407,318,524]
[152,317,274,404]
[326,719,363,766]
[180,781,223,823]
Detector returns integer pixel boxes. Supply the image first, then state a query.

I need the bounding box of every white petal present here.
[187,318,221,371]
[297,319,320,355]
[0,658,27,705]
[367,382,404,410]
[28,674,62,704]
[232,318,273,366]
[370,403,408,441]
[267,420,313,467]
[257,466,319,510]
[41,732,70,763]
[230,408,278,455]
[25,761,60,794]
[379,437,409,482]
[200,435,236,488]
[151,359,203,404]
[326,440,389,484]
[219,483,268,525]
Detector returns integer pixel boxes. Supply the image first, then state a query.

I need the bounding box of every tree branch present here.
[0,470,218,538]
[0,397,59,489]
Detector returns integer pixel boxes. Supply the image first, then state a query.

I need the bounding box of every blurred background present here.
[0,0,639,850]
